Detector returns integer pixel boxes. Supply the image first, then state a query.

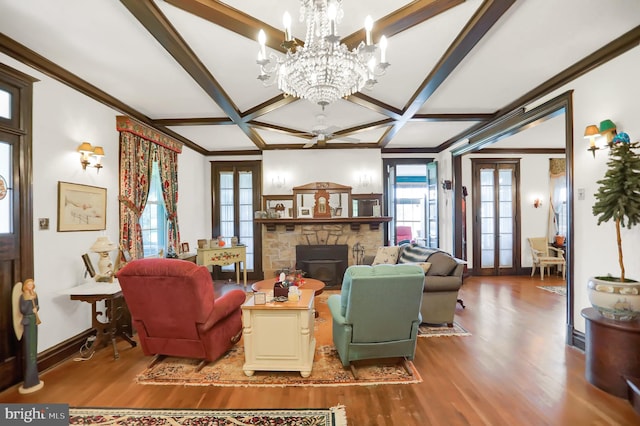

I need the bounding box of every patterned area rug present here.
[537,285,567,296]
[135,292,421,387]
[69,406,347,425]
[418,322,471,337]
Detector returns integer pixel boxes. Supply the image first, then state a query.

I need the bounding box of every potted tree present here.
[588,132,640,320]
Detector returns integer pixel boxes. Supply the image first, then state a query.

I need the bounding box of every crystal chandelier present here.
[256,0,389,109]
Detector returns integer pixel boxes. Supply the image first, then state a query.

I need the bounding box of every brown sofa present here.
[367,244,465,326]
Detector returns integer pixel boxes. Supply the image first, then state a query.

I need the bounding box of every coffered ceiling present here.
[0,0,638,154]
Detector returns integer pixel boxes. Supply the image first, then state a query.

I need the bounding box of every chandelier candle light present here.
[256,0,390,109]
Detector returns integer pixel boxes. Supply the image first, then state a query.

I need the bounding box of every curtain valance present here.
[116,116,182,153]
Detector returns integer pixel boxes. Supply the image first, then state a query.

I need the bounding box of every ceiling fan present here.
[300,114,360,148]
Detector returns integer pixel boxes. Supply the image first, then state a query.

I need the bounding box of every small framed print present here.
[298,207,313,218]
[254,292,267,305]
[181,242,190,253]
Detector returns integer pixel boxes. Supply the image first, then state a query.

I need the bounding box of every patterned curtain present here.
[119,132,152,259]
[117,116,183,259]
[157,146,180,252]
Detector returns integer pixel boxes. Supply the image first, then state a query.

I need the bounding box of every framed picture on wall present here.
[57,182,107,231]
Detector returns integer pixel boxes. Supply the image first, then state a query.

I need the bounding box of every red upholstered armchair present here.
[117,258,246,370]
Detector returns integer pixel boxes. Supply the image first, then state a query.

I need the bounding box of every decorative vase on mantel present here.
[587,276,640,321]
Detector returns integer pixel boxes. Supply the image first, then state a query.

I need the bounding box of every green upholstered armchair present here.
[327,264,425,375]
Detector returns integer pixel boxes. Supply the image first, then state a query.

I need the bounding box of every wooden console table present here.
[581,307,640,397]
[197,245,247,289]
[61,280,136,360]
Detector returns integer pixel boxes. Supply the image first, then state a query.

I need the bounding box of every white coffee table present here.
[241,289,316,377]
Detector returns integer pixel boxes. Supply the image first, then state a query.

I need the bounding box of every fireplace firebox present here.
[296,245,348,288]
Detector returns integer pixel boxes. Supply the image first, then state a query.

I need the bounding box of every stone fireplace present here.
[260,223,384,284]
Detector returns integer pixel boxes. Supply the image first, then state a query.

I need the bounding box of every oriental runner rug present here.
[135,292,421,387]
[69,406,347,425]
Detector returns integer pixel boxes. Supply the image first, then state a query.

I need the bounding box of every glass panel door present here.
[472,160,519,275]
[212,162,261,279]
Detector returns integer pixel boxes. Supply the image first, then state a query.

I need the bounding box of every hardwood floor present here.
[2,275,638,425]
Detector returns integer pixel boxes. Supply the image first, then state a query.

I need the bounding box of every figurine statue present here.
[12,279,44,394]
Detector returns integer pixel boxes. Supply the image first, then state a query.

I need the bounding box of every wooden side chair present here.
[527,237,566,280]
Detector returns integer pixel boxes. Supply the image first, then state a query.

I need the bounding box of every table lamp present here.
[90,236,117,282]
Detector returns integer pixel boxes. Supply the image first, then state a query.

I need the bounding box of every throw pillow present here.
[371,246,401,265]
[425,252,459,276]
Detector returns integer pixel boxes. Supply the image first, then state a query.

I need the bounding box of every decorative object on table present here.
[254,292,266,305]
[57,181,106,231]
[231,236,238,247]
[81,253,96,278]
[589,133,640,320]
[12,279,44,394]
[217,236,225,247]
[197,239,208,249]
[274,268,306,298]
[90,236,117,283]
[254,0,390,110]
[69,406,348,426]
[180,242,190,253]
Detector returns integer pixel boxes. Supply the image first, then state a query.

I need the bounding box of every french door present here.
[471,159,520,275]
[211,161,262,281]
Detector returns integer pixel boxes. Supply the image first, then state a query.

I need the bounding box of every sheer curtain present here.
[548,158,566,242]
[117,116,182,258]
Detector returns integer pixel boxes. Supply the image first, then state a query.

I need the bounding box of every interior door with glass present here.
[471,159,520,275]
[212,161,261,281]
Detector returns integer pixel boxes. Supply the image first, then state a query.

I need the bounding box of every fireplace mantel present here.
[255,217,392,232]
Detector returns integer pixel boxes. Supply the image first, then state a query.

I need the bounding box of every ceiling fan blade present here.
[303,137,317,148]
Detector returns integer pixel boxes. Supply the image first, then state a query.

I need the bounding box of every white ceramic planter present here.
[587,276,640,321]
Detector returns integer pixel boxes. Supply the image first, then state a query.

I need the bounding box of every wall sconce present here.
[77,142,105,173]
[584,124,600,157]
[533,198,542,208]
[599,119,617,145]
[359,173,372,187]
[585,119,619,158]
[272,175,285,188]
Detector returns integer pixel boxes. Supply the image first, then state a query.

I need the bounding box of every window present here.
[140,162,167,257]
[0,88,10,119]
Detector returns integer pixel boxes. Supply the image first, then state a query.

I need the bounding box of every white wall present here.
[262,149,383,195]
[1,53,209,351]
[177,147,210,250]
[566,47,640,332]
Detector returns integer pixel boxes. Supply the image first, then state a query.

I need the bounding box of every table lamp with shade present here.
[90,236,117,282]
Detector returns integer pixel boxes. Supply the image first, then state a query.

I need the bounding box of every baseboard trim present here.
[38,329,95,373]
